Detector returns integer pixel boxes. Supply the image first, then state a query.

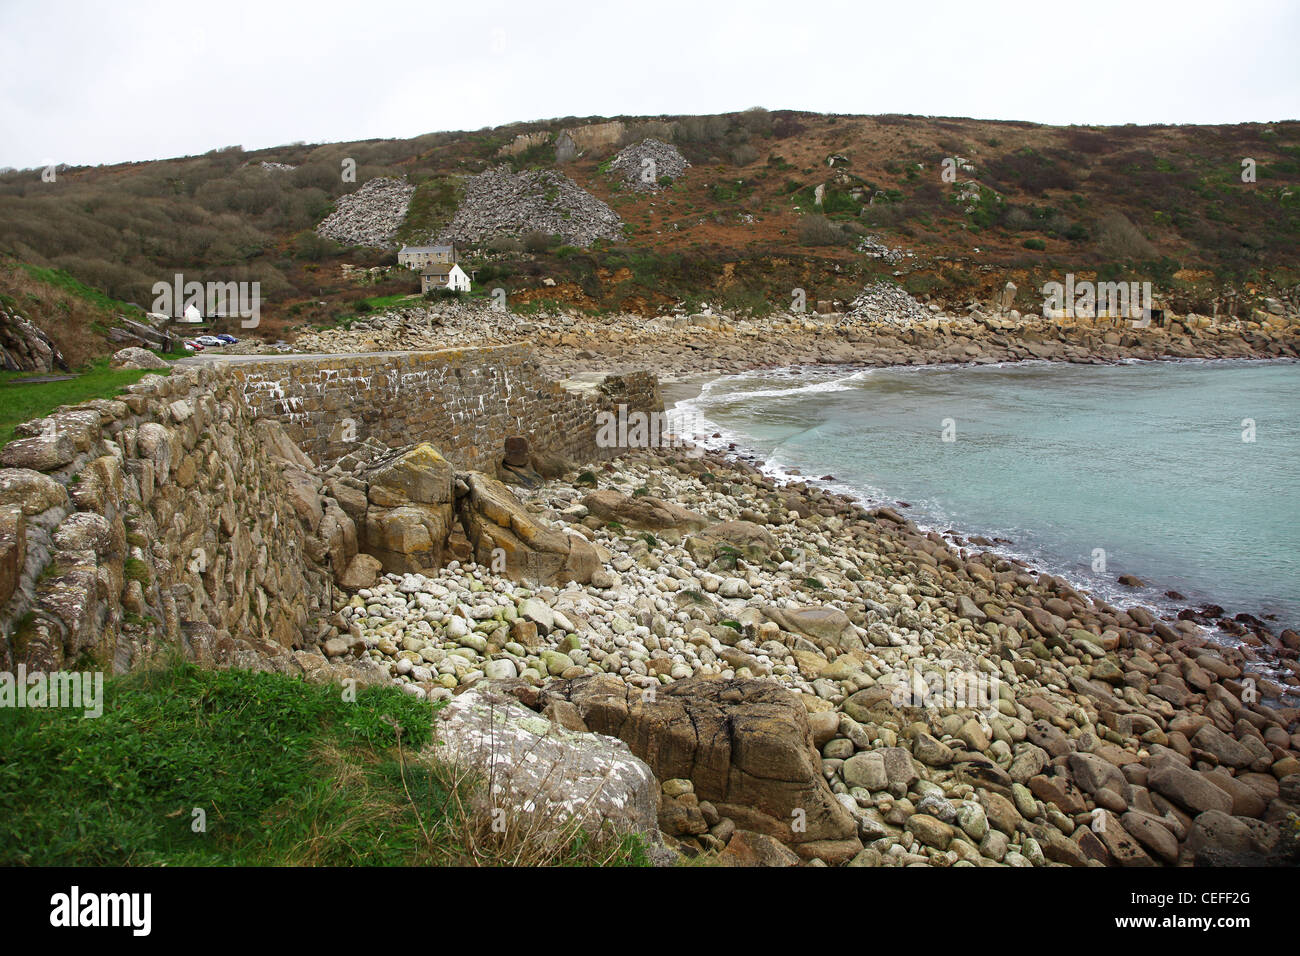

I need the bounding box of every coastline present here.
[661,355,1300,681]
[342,438,1300,865]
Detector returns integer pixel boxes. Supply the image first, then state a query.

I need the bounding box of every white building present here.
[421,263,471,293]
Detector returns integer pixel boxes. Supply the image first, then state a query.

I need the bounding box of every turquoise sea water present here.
[673,359,1300,633]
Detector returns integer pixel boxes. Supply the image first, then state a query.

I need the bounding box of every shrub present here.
[1096,211,1157,259]
[1022,238,1046,250]
[522,231,558,254]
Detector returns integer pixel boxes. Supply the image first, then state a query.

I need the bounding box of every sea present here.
[670,358,1300,636]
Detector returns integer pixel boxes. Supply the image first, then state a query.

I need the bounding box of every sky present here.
[1,0,1298,170]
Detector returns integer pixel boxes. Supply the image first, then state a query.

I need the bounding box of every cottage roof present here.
[401,244,455,255]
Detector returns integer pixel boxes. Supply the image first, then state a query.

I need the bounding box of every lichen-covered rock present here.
[437,685,661,839]
[0,468,69,515]
[0,432,75,471]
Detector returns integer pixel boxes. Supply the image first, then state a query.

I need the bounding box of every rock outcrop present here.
[0,303,64,372]
[455,471,598,585]
[538,674,862,862]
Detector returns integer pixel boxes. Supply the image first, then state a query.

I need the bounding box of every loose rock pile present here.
[857,234,913,265]
[439,166,622,247]
[608,139,689,192]
[845,281,934,326]
[315,177,415,248]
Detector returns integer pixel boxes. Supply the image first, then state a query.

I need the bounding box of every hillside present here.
[2,110,1298,341]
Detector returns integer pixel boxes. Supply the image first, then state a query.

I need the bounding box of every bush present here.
[1022,238,1046,250]
[1096,211,1157,259]
[797,214,852,246]
[486,236,524,254]
[522,231,558,254]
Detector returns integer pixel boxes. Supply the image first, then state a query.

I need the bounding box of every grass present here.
[0,355,174,447]
[0,661,651,866]
[315,291,424,330]
[18,263,144,315]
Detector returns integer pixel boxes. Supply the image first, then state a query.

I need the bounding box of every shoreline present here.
[344,440,1300,866]
[659,355,1299,685]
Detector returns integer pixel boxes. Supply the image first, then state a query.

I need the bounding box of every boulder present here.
[0,468,68,515]
[716,829,801,867]
[686,520,777,563]
[109,347,169,370]
[351,444,459,573]
[1148,758,1234,816]
[763,605,855,649]
[337,553,382,590]
[581,489,708,531]
[540,674,860,858]
[456,471,597,585]
[363,442,454,507]
[0,431,75,471]
[436,686,660,839]
[364,504,452,573]
[1191,724,1255,770]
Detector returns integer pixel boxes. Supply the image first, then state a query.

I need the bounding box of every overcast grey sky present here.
[2,0,1297,169]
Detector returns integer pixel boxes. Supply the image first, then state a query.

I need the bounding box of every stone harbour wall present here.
[229,345,663,470]
[0,347,663,674]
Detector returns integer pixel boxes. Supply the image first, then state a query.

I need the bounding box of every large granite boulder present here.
[456,471,597,585]
[436,685,661,840]
[581,489,708,531]
[539,674,861,861]
[358,444,456,573]
[685,519,778,564]
[763,605,857,649]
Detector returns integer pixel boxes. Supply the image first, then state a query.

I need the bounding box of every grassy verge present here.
[0,661,650,866]
[0,355,175,447]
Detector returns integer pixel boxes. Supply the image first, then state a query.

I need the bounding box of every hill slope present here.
[2,110,1298,339]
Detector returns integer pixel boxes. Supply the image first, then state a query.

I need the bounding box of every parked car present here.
[183,340,203,352]
[195,335,224,347]
[216,334,238,344]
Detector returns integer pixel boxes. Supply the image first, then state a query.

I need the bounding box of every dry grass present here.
[393,703,652,867]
